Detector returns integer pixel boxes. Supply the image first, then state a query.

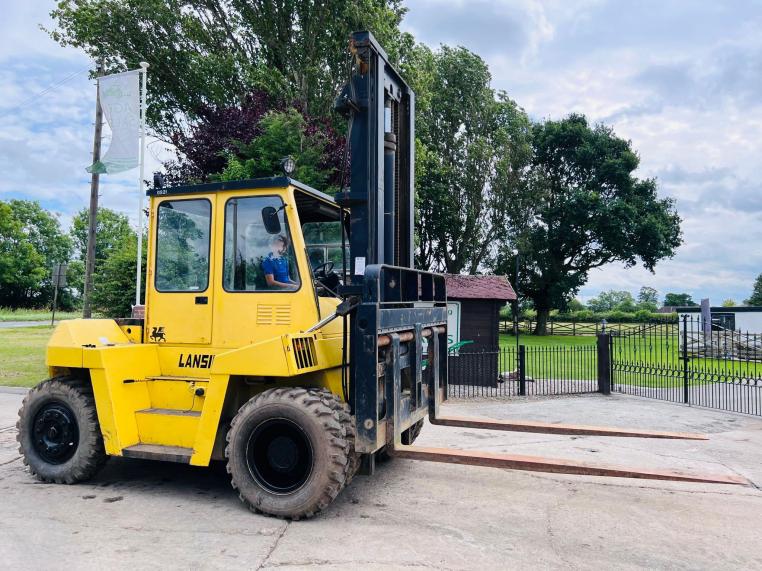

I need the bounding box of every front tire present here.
[225,388,353,519]
[16,378,108,484]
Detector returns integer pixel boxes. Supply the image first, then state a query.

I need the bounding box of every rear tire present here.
[16,377,108,484]
[225,387,353,519]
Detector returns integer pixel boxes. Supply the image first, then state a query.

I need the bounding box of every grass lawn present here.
[0,308,80,322]
[0,326,52,387]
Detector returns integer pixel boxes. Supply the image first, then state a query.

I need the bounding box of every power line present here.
[2,66,90,116]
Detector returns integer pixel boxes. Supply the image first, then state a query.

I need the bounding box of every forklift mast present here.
[335,30,415,274]
[335,31,448,456]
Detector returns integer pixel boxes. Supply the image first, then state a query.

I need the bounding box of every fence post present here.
[518,345,526,396]
[682,314,689,404]
[597,333,611,395]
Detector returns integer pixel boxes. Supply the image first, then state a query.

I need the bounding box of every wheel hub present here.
[32,402,79,464]
[246,418,313,494]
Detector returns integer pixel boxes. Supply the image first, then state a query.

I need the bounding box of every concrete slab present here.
[1,391,761,569]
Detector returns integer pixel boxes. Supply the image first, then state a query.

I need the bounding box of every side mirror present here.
[262,206,282,234]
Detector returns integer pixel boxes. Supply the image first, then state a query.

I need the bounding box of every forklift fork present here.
[388,329,748,487]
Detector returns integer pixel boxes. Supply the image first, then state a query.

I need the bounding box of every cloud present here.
[403,0,762,304]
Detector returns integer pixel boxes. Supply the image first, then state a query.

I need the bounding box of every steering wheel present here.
[313,261,335,278]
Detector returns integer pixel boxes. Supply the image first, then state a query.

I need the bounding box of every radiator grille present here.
[292,337,317,370]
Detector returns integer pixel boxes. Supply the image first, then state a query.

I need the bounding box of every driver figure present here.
[262,235,298,289]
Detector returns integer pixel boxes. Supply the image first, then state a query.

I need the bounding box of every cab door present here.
[146,196,214,344]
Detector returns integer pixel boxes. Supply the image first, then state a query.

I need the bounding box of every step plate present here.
[136,408,201,417]
[122,444,193,464]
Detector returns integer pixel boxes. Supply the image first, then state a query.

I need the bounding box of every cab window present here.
[223,196,300,291]
[303,222,347,273]
[155,199,211,292]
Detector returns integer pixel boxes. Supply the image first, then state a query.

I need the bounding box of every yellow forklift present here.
[17,32,745,519]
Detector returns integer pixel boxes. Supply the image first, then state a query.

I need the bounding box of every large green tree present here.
[494,114,682,334]
[638,286,659,306]
[409,44,531,273]
[7,200,73,307]
[70,207,133,263]
[92,235,147,317]
[0,202,46,307]
[48,0,410,138]
[746,274,762,306]
[663,292,696,307]
[587,290,636,313]
[219,109,336,189]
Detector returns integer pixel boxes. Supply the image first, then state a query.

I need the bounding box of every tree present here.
[7,200,73,307]
[638,286,659,306]
[745,274,762,306]
[163,91,347,187]
[587,290,635,313]
[91,235,146,318]
[70,208,133,263]
[219,109,338,190]
[411,45,531,273]
[663,293,696,307]
[0,202,46,307]
[493,114,682,334]
[48,0,410,138]
[722,299,736,307]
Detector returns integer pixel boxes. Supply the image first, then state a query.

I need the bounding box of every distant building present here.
[677,306,762,332]
[444,274,516,387]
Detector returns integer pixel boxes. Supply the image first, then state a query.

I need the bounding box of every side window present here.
[224,196,300,291]
[155,199,211,292]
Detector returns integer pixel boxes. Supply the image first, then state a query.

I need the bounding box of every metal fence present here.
[447,345,599,398]
[452,316,762,417]
[611,316,762,416]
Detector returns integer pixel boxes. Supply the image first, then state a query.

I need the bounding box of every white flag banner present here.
[87,70,141,174]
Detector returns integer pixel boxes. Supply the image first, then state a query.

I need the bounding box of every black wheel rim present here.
[32,401,79,464]
[246,418,313,494]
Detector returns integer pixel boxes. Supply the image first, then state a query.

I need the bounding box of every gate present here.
[611,316,762,416]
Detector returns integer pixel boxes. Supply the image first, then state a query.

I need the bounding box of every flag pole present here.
[136,62,148,307]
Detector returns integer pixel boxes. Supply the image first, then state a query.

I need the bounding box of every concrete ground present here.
[1,389,761,570]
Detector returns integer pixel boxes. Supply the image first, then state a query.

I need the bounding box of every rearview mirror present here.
[262,206,282,234]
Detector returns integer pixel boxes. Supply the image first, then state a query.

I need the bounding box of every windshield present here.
[155,199,211,292]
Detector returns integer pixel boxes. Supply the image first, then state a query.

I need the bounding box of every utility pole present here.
[82,61,103,318]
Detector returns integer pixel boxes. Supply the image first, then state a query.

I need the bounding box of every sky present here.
[1,1,760,305]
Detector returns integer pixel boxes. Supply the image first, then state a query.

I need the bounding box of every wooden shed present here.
[445,274,516,387]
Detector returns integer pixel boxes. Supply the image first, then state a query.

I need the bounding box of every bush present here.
[539,310,675,324]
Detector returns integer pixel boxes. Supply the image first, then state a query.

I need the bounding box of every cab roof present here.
[146,176,335,205]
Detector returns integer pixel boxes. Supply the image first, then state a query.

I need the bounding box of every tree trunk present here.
[534,307,550,335]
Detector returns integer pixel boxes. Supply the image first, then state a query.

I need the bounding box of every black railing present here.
[612,316,762,416]
[452,317,762,417]
[447,345,599,398]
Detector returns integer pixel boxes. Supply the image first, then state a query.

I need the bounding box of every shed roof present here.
[444,274,516,301]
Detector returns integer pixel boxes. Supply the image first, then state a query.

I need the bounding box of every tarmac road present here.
[1,389,761,570]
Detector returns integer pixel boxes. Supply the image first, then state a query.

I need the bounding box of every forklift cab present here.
[144,177,346,351]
